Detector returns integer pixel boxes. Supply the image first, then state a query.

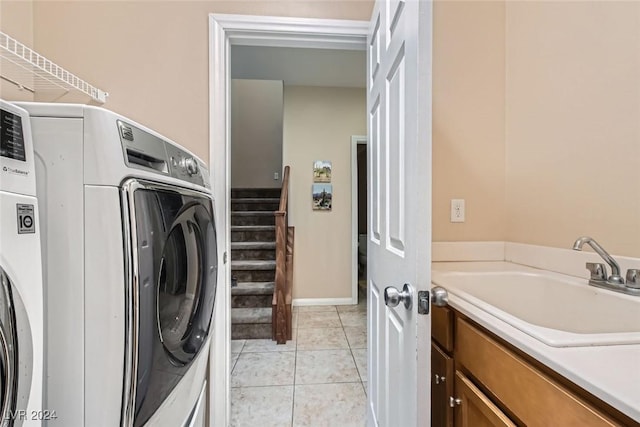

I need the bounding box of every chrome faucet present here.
[572,236,624,284]
[572,236,640,296]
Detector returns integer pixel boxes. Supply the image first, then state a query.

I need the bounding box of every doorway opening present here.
[351,135,367,305]
[209,15,372,427]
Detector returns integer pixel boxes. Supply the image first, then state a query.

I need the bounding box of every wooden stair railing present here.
[273,166,294,344]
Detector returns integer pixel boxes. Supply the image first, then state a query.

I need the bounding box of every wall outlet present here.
[450,199,465,223]
[274,172,279,180]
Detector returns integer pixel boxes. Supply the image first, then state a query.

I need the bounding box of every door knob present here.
[384,283,413,310]
[431,286,449,307]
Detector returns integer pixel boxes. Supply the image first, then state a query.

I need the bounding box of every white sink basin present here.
[431,270,640,347]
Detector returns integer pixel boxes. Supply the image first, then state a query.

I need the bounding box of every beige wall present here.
[6,0,637,257]
[432,1,506,242]
[0,0,34,101]
[283,86,366,299]
[26,1,373,163]
[505,2,640,257]
[432,1,640,258]
[231,79,283,188]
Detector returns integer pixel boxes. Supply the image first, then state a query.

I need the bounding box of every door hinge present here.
[418,290,429,315]
[223,251,228,264]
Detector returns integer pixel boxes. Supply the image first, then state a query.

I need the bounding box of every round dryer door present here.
[0,269,17,425]
[127,181,218,427]
[157,200,217,365]
[131,185,217,366]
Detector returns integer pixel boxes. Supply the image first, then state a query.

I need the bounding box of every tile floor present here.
[230,301,367,427]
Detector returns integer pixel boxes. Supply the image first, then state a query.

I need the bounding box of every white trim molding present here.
[293,297,355,307]
[208,14,369,427]
[431,241,640,281]
[208,14,231,427]
[432,241,505,262]
[505,242,640,280]
[210,14,369,50]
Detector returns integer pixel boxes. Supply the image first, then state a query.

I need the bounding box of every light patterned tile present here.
[293,383,366,427]
[295,350,360,385]
[231,386,293,427]
[231,352,295,387]
[344,327,367,349]
[296,328,348,351]
[351,349,367,382]
[231,352,240,373]
[292,311,299,329]
[243,338,297,353]
[339,311,367,328]
[362,381,368,396]
[337,304,367,313]
[297,311,341,329]
[296,305,337,312]
[231,339,246,354]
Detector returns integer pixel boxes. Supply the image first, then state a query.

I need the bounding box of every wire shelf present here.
[0,31,108,103]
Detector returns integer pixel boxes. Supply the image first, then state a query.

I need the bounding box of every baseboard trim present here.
[293,297,355,306]
[505,242,640,279]
[432,241,505,262]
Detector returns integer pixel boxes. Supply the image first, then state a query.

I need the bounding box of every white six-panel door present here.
[366,0,432,426]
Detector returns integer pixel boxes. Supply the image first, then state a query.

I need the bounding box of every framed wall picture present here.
[313,160,332,183]
[312,184,332,211]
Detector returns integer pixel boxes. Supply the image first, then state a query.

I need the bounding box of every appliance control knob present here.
[184,157,198,176]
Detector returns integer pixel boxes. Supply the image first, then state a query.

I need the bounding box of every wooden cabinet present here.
[432,305,453,352]
[456,319,619,427]
[454,371,515,427]
[431,307,634,427]
[432,304,455,427]
[431,343,454,427]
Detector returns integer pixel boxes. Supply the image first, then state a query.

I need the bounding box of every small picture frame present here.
[313,160,332,183]
[312,184,332,211]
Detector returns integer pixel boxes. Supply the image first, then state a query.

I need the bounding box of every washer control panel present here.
[117,120,206,188]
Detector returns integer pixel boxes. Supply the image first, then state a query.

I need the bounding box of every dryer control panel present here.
[117,120,206,188]
[0,101,37,197]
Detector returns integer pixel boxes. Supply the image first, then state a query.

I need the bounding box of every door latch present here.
[418,290,429,315]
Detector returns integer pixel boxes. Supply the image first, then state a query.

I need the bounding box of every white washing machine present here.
[17,102,217,427]
[0,100,44,426]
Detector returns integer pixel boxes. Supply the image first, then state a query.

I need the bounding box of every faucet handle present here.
[626,269,640,289]
[586,262,607,281]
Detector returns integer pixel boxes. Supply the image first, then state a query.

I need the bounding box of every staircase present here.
[231,188,281,339]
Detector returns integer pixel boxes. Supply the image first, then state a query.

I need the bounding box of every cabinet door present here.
[431,342,454,427]
[432,305,454,352]
[454,371,515,427]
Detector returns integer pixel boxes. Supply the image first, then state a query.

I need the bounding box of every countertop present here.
[432,261,640,423]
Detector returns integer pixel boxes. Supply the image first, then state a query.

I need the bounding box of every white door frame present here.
[351,135,368,304]
[208,14,368,427]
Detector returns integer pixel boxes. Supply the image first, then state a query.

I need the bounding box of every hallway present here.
[230,300,367,426]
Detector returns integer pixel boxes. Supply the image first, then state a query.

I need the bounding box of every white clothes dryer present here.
[17,103,217,427]
[0,100,44,426]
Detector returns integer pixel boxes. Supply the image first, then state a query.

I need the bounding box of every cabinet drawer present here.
[432,304,454,352]
[456,319,618,427]
[455,371,515,427]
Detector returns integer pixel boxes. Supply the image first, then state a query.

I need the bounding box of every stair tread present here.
[231,260,276,270]
[231,225,276,231]
[232,198,280,203]
[231,242,276,249]
[232,211,276,216]
[232,281,275,295]
[231,307,272,324]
